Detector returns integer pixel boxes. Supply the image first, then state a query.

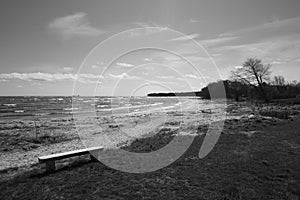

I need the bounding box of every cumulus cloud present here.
[49,12,104,38]
[0,72,102,83]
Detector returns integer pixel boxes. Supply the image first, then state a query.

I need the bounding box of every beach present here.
[0,97,299,199]
[0,96,226,173]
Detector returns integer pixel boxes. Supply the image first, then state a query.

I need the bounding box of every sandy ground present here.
[0,99,227,173]
[0,101,299,199]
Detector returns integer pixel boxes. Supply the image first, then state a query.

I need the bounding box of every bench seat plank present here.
[38,146,103,163]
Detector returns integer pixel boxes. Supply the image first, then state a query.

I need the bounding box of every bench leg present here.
[45,161,55,172]
[90,154,98,162]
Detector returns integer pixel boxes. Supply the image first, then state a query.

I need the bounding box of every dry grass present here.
[0,118,78,152]
[0,116,299,199]
[259,109,291,119]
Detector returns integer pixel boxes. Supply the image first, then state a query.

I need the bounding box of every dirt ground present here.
[0,111,299,199]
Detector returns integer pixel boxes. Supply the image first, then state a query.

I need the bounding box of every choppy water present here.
[0,96,199,119]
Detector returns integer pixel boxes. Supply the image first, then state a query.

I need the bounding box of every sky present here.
[0,0,300,96]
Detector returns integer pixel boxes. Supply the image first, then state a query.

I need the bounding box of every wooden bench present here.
[38,146,103,172]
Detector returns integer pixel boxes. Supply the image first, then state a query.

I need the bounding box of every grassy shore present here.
[0,102,299,199]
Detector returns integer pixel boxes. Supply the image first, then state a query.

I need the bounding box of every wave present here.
[97,102,163,112]
[3,104,17,107]
[63,107,79,111]
[34,113,51,116]
[14,110,24,113]
[97,105,109,108]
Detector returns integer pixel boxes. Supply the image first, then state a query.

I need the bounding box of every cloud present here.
[156,75,185,81]
[91,61,105,69]
[270,61,282,65]
[143,58,152,62]
[234,66,243,69]
[169,34,200,42]
[145,80,178,85]
[184,74,201,79]
[130,22,168,37]
[133,22,153,28]
[116,62,134,67]
[91,65,100,69]
[215,38,300,63]
[156,75,175,79]
[211,16,300,52]
[198,36,238,47]
[0,72,102,83]
[189,18,200,23]
[223,16,300,40]
[49,12,104,38]
[133,21,169,29]
[207,17,300,80]
[109,73,140,80]
[63,67,73,72]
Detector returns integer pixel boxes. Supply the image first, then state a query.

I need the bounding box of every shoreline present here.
[0,101,299,177]
[0,104,299,199]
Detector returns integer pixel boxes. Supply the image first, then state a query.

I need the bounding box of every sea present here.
[0,96,202,120]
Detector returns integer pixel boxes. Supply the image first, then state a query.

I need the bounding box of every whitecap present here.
[15,110,24,113]
[4,104,17,107]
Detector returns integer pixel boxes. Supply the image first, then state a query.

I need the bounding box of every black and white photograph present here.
[0,0,300,199]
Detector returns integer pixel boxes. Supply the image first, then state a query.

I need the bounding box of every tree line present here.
[147,58,300,102]
[201,58,300,102]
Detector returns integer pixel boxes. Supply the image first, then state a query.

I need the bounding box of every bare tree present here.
[230,58,271,101]
[273,75,285,86]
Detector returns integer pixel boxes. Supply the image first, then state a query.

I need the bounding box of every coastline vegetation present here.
[148,58,300,104]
